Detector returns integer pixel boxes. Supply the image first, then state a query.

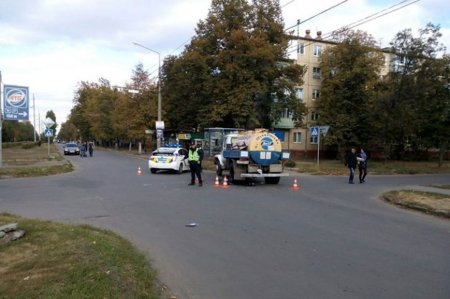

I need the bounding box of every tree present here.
[84,78,116,142]
[375,23,448,162]
[416,55,450,166]
[57,121,78,142]
[2,121,34,142]
[317,29,384,157]
[161,0,305,130]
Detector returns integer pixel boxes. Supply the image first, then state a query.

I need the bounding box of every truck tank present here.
[235,130,283,165]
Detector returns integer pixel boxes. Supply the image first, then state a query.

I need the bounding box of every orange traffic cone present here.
[136,166,143,176]
[214,176,220,188]
[222,176,229,189]
[292,178,300,190]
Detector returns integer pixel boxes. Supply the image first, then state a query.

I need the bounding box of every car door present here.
[180,149,190,170]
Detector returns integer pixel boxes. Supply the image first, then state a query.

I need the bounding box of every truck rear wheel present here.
[264,177,280,184]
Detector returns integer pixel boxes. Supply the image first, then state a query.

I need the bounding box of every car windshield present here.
[66,144,77,148]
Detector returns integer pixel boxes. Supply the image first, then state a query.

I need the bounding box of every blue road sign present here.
[310,127,318,137]
[44,128,53,137]
[3,85,29,121]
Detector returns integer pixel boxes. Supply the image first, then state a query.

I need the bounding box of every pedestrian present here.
[357,148,368,183]
[88,142,94,157]
[197,144,204,172]
[80,143,86,158]
[188,142,203,187]
[345,147,357,184]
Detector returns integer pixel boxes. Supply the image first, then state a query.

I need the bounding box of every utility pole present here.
[33,94,36,142]
[132,42,163,149]
[38,112,41,141]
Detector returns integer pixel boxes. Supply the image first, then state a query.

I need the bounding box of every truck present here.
[214,129,290,184]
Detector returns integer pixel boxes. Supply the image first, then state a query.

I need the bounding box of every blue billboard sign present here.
[3,85,29,121]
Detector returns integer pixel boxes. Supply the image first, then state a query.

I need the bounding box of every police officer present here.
[188,142,203,186]
[345,147,357,184]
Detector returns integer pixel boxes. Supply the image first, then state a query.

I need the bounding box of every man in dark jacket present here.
[345,147,357,184]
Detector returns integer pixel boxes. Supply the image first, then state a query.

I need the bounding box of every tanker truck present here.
[214,129,290,184]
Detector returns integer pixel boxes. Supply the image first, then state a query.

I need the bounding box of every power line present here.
[286,0,421,54]
[338,0,412,32]
[285,0,349,31]
[281,0,296,9]
[167,0,344,58]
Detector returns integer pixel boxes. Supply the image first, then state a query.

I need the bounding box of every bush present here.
[284,159,296,168]
[21,142,38,149]
[2,142,23,149]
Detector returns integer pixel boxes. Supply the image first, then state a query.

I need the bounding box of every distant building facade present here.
[273,30,396,158]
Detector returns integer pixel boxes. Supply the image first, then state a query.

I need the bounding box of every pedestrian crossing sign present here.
[44,128,53,137]
[310,127,318,137]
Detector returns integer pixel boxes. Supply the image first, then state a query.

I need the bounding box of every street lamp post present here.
[132,42,162,149]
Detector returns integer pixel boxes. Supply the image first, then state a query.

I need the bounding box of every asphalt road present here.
[1,148,449,299]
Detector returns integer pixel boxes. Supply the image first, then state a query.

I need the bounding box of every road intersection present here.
[1,148,449,299]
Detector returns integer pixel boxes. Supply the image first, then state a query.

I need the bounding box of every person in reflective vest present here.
[188,142,203,186]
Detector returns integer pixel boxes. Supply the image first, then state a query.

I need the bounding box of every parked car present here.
[63,143,80,155]
[148,147,190,174]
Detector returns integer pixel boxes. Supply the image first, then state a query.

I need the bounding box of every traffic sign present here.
[44,117,55,128]
[155,121,165,129]
[44,128,53,137]
[320,126,330,136]
[3,85,29,121]
[310,127,318,137]
[156,129,163,138]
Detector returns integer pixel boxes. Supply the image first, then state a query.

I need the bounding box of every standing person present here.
[88,142,94,157]
[80,143,86,158]
[197,143,204,172]
[345,147,357,184]
[357,148,368,183]
[188,142,203,186]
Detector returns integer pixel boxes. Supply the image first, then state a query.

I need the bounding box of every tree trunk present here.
[129,141,132,152]
[438,140,447,168]
[138,142,142,155]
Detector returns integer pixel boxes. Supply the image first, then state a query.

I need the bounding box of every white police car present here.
[148,147,190,174]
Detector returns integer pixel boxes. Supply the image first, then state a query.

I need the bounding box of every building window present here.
[312,67,321,79]
[295,87,304,101]
[312,89,320,100]
[281,108,293,119]
[311,112,320,121]
[293,132,302,143]
[298,43,305,55]
[313,45,322,56]
[310,135,318,144]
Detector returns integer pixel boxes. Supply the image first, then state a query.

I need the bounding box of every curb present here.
[380,192,450,219]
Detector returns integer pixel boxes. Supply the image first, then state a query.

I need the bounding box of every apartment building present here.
[274,30,395,158]
[273,30,337,158]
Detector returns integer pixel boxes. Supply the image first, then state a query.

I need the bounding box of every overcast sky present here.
[1,0,448,130]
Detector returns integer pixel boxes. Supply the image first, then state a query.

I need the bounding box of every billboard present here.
[3,85,29,120]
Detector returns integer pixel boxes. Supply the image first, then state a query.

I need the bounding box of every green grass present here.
[0,143,73,179]
[294,160,450,175]
[381,190,450,218]
[430,185,450,190]
[0,164,73,178]
[0,214,162,298]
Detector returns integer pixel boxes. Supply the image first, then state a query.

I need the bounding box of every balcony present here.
[273,117,295,129]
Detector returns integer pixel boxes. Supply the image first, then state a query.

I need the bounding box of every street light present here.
[132,42,162,148]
